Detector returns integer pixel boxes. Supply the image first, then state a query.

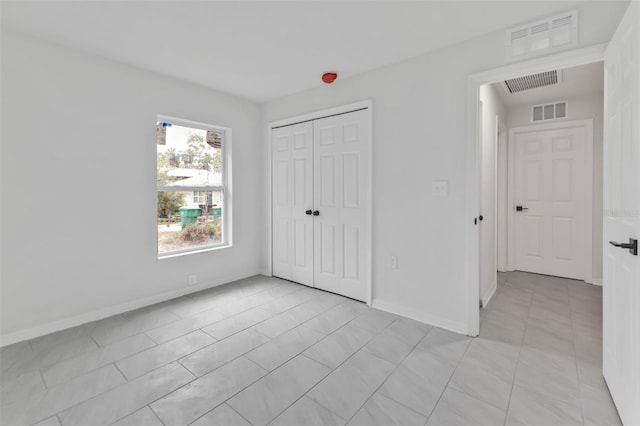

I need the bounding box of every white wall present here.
[262,1,625,333]
[479,85,506,305]
[506,92,605,281]
[0,32,263,342]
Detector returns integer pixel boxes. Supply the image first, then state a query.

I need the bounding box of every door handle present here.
[313,210,320,216]
[305,209,312,215]
[516,206,528,212]
[609,238,638,256]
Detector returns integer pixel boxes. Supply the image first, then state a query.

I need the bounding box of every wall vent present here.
[507,10,577,61]
[532,101,568,122]
[504,70,561,93]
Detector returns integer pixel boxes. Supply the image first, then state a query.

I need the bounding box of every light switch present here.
[432,180,448,196]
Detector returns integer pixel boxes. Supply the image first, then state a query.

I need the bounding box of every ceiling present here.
[1,1,605,103]
[493,61,604,107]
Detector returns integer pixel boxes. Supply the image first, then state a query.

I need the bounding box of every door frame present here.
[506,119,594,282]
[466,43,606,336]
[267,100,374,305]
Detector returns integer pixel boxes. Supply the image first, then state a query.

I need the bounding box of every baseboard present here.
[481,279,498,308]
[0,269,261,347]
[371,299,468,335]
[258,267,272,277]
[586,277,603,286]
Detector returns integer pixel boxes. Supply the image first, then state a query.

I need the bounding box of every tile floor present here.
[0,272,621,425]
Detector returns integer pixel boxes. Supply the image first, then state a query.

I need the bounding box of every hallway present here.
[479,271,620,425]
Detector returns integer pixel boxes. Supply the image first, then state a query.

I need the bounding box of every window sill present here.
[158,243,231,260]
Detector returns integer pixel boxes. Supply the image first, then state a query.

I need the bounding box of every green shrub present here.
[179,222,221,243]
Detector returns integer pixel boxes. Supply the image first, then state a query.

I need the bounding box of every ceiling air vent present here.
[504,70,561,93]
[507,10,577,61]
[532,101,568,122]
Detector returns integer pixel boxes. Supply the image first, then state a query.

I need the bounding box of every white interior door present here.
[513,124,588,280]
[313,109,371,301]
[603,2,640,424]
[271,122,314,286]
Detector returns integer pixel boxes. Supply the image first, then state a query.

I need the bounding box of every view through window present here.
[156,117,228,256]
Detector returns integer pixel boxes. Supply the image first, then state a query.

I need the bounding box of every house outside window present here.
[156,116,231,258]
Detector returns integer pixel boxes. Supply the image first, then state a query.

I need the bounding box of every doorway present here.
[478,65,602,314]
[468,47,607,336]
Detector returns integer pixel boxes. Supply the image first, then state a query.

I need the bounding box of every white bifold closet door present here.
[272,121,314,287]
[272,108,370,302]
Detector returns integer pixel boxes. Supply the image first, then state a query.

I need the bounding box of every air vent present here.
[504,70,560,93]
[532,101,568,122]
[506,10,577,61]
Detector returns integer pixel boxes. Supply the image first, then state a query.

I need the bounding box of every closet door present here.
[313,109,371,301]
[272,122,314,286]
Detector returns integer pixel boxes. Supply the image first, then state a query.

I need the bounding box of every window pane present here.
[158,190,223,254]
[157,123,223,189]
[555,102,566,118]
[533,106,543,121]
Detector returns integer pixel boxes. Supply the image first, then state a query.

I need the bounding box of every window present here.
[156,116,230,257]
[193,191,211,204]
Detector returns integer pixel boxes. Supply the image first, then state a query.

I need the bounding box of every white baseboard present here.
[481,279,498,308]
[372,299,468,336]
[0,269,262,347]
[258,267,272,277]
[586,277,602,286]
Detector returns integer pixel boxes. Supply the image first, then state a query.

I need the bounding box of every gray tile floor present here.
[0,272,621,425]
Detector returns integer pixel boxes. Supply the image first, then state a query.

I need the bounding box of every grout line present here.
[44,363,162,425]
[196,354,313,425]
[88,333,102,349]
[176,358,199,378]
[315,322,434,424]
[421,334,474,424]
[112,362,128,382]
[38,368,50,390]
[259,353,345,425]
[502,278,534,426]
[148,405,166,426]
[241,353,271,372]
[345,326,436,425]
[569,286,587,426]
[226,402,255,426]
[273,315,389,421]
[142,330,161,346]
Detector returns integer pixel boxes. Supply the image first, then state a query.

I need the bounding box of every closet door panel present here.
[313,109,370,301]
[272,122,313,286]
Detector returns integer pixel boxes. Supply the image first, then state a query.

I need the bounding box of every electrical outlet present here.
[188,275,197,286]
[389,256,398,269]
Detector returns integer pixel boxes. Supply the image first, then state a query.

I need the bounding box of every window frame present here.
[156,114,232,259]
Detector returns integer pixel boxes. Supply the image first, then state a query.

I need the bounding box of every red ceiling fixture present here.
[322,72,338,84]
